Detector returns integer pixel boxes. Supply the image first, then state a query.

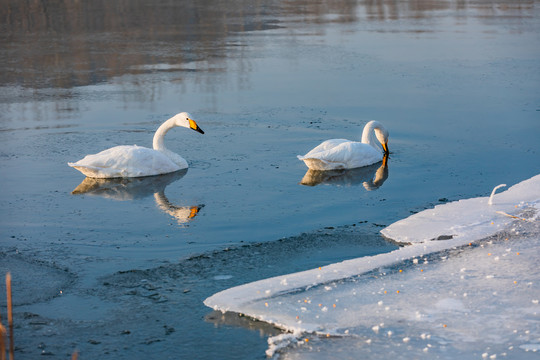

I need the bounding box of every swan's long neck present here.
[154,191,200,224]
[361,120,386,154]
[361,121,379,147]
[153,118,176,151]
[154,191,173,212]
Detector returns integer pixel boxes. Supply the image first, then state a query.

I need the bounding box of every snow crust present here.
[381,176,539,244]
[204,175,540,358]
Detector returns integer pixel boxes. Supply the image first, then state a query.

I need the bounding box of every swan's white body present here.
[297,120,389,171]
[68,112,204,178]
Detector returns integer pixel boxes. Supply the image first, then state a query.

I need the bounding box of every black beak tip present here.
[197,127,205,134]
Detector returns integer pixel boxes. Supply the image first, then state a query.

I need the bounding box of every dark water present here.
[0,0,539,358]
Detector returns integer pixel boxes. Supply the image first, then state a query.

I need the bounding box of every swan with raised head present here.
[297,120,389,171]
[68,112,204,178]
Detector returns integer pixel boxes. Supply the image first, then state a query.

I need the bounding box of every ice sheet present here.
[380,176,540,244]
[265,233,540,359]
[204,175,540,357]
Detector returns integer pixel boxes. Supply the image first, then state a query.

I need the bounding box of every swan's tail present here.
[68,162,121,178]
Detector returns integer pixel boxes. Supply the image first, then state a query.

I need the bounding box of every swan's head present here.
[173,112,204,134]
[373,126,389,155]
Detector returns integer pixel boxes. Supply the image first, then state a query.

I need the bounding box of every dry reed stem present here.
[495,210,529,222]
[6,273,13,360]
[0,291,3,360]
[0,323,6,360]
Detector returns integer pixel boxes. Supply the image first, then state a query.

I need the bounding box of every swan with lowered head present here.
[68,112,204,178]
[297,120,389,171]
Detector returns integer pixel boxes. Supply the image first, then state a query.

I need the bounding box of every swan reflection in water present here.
[71,169,203,224]
[299,155,389,190]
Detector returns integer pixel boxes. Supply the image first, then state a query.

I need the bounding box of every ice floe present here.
[204,174,540,358]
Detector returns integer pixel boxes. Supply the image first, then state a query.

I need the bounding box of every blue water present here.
[0,0,539,358]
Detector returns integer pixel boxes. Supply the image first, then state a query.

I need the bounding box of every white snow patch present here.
[266,332,300,357]
[434,298,466,312]
[380,176,539,244]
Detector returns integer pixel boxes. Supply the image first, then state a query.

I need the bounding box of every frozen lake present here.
[0,0,539,358]
[206,175,540,359]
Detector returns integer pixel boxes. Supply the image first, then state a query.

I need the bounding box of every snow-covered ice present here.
[205,175,540,358]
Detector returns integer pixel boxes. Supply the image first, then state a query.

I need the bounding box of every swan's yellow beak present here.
[382,141,389,155]
[189,206,200,219]
[189,119,205,134]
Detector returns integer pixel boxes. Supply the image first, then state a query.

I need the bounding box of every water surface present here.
[0,0,539,358]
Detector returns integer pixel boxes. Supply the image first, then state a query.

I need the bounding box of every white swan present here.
[297,120,389,171]
[68,112,204,178]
